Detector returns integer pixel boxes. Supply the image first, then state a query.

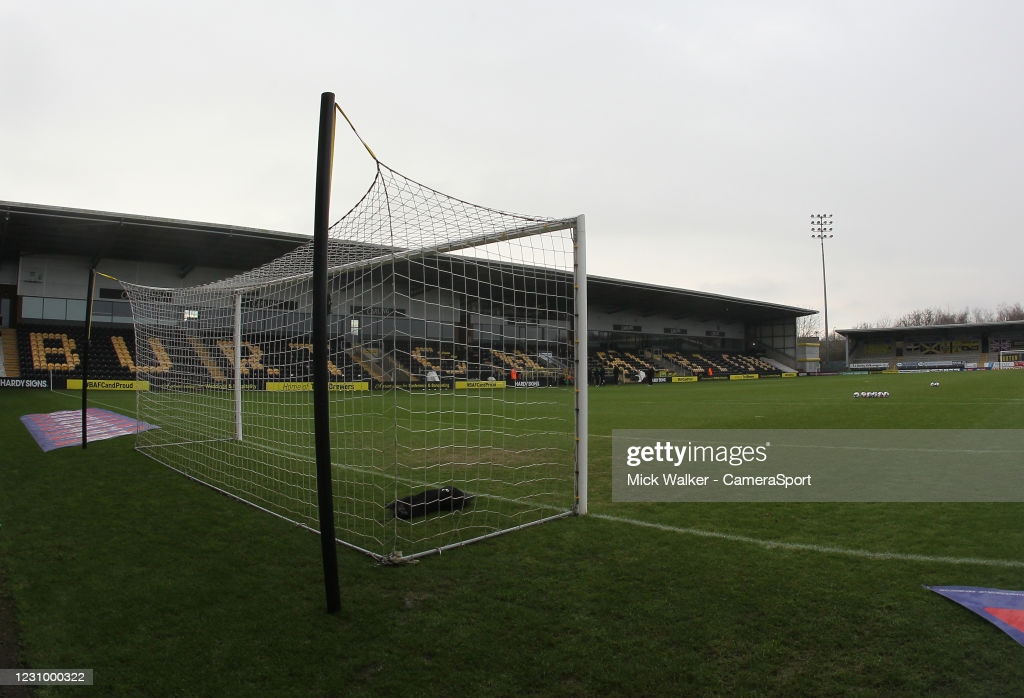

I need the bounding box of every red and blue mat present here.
[20,408,156,452]
[927,586,1024,647]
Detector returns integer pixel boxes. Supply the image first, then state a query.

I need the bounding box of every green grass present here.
[133,385,578,559]
[2,372,1024,696]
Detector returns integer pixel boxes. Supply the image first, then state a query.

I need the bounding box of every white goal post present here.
[118,159,587,563]
[998,350,1024,367]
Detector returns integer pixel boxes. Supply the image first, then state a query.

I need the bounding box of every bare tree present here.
[894,305,998,327]
[797,313,821,338]
[855,303,1022,328]
[997,302,1024,321]
[825,330,847,363]
[972,307,996,323]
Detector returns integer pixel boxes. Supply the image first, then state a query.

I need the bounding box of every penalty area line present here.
[591,512,1024,569]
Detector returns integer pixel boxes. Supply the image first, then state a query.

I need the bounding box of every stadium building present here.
[0,200,815,387]
[840,322,1024,372]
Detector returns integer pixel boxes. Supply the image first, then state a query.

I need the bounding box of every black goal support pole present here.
[82,267,96,449]
[313,91,341,614]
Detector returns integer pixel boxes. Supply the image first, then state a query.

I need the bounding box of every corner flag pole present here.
[313,91,341,614]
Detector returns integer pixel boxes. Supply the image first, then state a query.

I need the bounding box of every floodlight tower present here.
[811,214,834,371]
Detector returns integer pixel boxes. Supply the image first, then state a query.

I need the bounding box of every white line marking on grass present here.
[591,512,1024,569]
[49,388,126,413]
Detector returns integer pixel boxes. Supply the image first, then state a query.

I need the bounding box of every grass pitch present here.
[2,371,1024,696]
[133,384,578,559]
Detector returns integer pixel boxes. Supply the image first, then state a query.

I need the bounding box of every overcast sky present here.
[3,1,1022,331]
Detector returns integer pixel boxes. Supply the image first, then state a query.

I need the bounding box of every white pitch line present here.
[591,512,1024,569]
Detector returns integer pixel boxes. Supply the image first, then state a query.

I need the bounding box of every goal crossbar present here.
[214,217,581,296]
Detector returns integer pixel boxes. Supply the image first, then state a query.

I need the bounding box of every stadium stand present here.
[1,201,817,394]
[718,353,780,374]
[12,323,785,386]
[1,329,19,377]
[589,349,656,383]
[587,348,785,382]
[408,345,470,381]
[840,323,1024,371]
[17,326,128,380]
[657,351,781,377]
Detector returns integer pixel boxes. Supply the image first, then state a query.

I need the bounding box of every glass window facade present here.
[20,296,133,324]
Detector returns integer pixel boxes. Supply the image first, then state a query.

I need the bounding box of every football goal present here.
[998,350,1024,366]
[117,109,587,563]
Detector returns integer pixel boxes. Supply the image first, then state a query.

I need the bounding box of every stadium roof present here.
[0,200,311,275]
[1,200,814,324]
[587,275,814,323]
[837,320,1024,337]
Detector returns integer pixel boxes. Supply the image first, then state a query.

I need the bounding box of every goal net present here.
[119,161,586,561]
[998,350,1024,367]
